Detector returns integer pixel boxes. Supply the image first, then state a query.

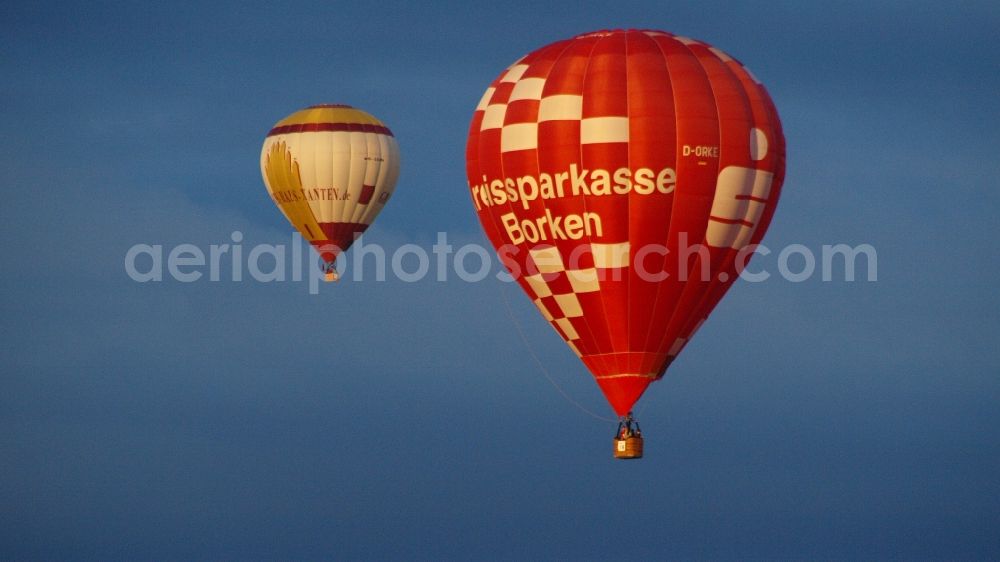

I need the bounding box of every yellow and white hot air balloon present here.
[261,104,400,280]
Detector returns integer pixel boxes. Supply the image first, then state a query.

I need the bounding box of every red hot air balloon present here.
[465,29,786,446]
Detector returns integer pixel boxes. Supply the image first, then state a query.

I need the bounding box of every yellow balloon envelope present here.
[261,104,400,279]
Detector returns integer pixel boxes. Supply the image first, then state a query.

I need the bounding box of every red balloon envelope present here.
[465,29,786,416]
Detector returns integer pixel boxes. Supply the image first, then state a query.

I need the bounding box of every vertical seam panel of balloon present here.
[653,36,723,363]
[576,33,620,378]
[638,33,682,359]
[526,37,609,368]
[623,30,634,380]
[679,46,759,353]
[663,41,741,361]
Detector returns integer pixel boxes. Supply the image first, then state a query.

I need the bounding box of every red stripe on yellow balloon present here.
[266,105,394,137]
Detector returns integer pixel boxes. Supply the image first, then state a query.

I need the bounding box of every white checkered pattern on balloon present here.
[522,243,630,356]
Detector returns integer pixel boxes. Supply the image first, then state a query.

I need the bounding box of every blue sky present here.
[2,1,998,558]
